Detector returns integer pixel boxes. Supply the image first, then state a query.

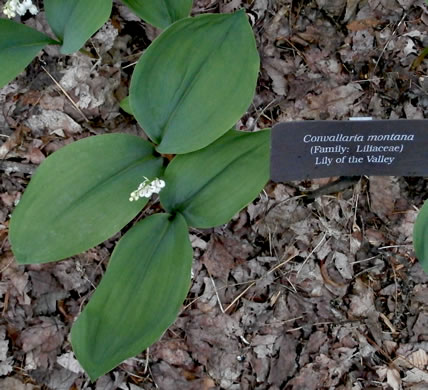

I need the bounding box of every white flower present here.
[28,4,37,14]
[15,3,26,14]
[151,178,166,191]
[3,6,16,17]
[2,0,38,18]
[129,177,166,202]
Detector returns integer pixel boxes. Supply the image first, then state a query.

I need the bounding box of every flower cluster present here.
[129,177,165,202]
[3,0,38,18]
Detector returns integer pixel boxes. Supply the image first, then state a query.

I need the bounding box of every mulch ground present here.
[0,0,428,389]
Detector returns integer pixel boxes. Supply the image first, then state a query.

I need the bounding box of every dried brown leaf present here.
[302,84,364,119]
[268,335,297,385]
[151,340,193,368]
[347,18,381,31]
[0,126,28,159]
[26,109,82,135]
[0,377,35,390]
[19,317,65,369]
[201,236,235,281]
[369,176,400,221]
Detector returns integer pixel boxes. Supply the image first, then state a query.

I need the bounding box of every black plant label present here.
[271,120,428,182]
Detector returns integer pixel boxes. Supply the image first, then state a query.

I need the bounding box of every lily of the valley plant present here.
[3,0,427,381]
[3,0,270,380]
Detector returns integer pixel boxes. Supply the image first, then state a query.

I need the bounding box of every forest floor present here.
[0,0,428,389]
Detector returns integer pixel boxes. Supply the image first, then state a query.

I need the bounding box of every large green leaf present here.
[414,200,428,273]
[44,0,112,54]
[130,11,260,154]
[160,129,270,228]
[71,213,193,380]
[119,96,133,115]
[10,134,163,264]
[120,0,192,29]
[0,19,57,88]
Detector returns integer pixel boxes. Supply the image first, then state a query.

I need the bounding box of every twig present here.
[352,190,360,233]
[89,38,102,72]
[373,12,407,74]
[364,334,394,364]
[144,348,150,375]
[352,78,384,83]
[209,274,225,313]
[285,318,364,333]
[296,233,328,277]
[147,364,158,389]
[41,66,89,122]
[224,253,298,313]
[268,315,305,325]
[379,312,398,334]
[379,244,413,249]
[350,255,379,265]
[120,368,146,380]
[249,97,281,131]
[354,265,383,278]
[224,281,256,313]
[390,260,399,319]
[304,176,360,201]
[122,61,138,70]
[263,195,306,220]
[182,296,202,311]
[267,253,298,275]
[0,257,15,274]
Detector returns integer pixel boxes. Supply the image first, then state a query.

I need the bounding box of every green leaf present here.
[10,134,163,264]
[71,213,192,380]
[120,0,192,29]
[0,19,57,88]
[414,200,428,273]
[411,47,428,70]
[160,129,270,228]
[130,11,260,154]
[119,96,133,115]
[44,0,112,54]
